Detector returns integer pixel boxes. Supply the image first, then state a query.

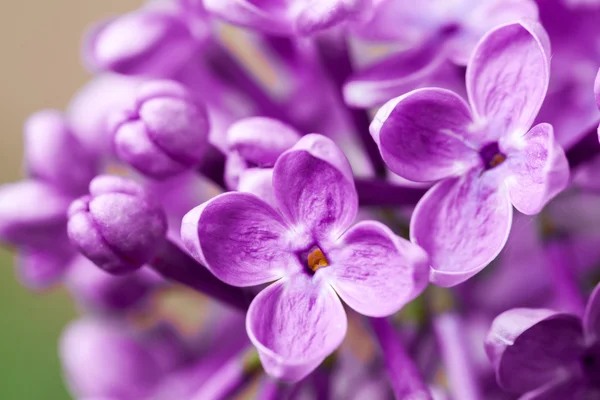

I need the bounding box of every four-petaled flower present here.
[486,283,600,399]
[370,21,570,287]
[182,134,428,381]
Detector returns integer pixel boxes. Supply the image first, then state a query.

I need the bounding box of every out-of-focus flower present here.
[370,21,569,286]
[485,282,600,398]
[182,134,428,381]
[344,0,538,108]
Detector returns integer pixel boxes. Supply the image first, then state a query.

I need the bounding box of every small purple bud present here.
[84,8,196,77]
[60,318,162,399]
[24,110,97,195]
[0,180,71,247]
[67,175,168,275]
[112,80,210,179]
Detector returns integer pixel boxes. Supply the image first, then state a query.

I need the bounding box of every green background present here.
[0,249,76,399]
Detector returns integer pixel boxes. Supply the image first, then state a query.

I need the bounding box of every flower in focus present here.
[181,134,429,381]
[370,21,570,286]
[485,282,600,399]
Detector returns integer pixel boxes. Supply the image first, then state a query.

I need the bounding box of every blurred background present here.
[0,2,139,398]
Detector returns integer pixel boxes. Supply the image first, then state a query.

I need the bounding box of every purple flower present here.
[83,2,202,77]
[203,0,372,36]
[181,134,428,381]
[344,0,538,108]
[224,117,301,205]
[67,175,168,275]
[370,21,570,287]
[111,80,210,180]
[485,283,600,398]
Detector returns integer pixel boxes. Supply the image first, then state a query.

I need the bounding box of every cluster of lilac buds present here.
[3,0,600,398]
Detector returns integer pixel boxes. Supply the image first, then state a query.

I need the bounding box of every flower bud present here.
[113,80,210,179]
[24,110,97,195]
[67,175,168,275]
[68,74,141,155]
[84,8,197,77]
[17,241,73,290]
[60,318,162,399]
[0,180,71,247]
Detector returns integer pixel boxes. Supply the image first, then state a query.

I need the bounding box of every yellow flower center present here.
[307,248,329,272]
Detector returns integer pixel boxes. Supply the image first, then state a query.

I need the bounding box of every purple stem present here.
[432,313,481,400]
[355,178,427,206]
[190,350,261,400]
[368,317,432,400]
[315,35,388,178]
[258,377,287,400]
[544,239,587,316]
[566,123,600,169]
[202,39,291,123]
[196,145,226,190]
[151,239,251,311]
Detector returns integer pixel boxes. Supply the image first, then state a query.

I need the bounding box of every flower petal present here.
[503,123,570,215]
[203,0,293,35]
[321,221,429,317]
[343,43,457,109]
[246,277,347,382]
[467,21,550,135]
[520,379,586,400]
[227,117,300,167]
[485,308,584,394]
[181,192,298,287]
[238,168,277,208]
[411,169,513,287]
[584,283,600,340]
[273,134,357,241]
[370,88,478,182]
[448,0,539,65]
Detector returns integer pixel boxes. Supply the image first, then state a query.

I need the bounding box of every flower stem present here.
[315,33,388,178]
[432,312,481,400]
[355,178,427,206]
[368,317,432,400]
[544,238,587,316]
[151,239,251,311]
[566,123,600,170]
[191,349,262,400]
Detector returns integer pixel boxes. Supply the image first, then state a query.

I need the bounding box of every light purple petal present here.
[503,123,570,215]
[246,276,347,381]
[411,169,513,287]
[238,168,277,208]
[295,0,369,35]
[203,0,293,35]
[181,192,299,287]
[370,88,478,182]
[467,21,550,135]
[584,283,600,340]
[343,43,456,109]
[273,134,357,241]
[321,221,429,317]
[485,308,584,394]
[227,117,301,167]
[0,180,72,247]
[352,0,434,43]
[448,0,539,65]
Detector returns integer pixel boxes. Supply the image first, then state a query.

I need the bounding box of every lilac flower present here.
[181,134,428,381]
[370,21,570,287]
[224,117,301,205]
[83,1,204,77]
[203,0,372,36]
[344,0,538,108]
[60,318,184,400]
[485,283,600,398]
[111,80,210,180]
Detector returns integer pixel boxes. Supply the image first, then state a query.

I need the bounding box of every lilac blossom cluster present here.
[2,0,600,398]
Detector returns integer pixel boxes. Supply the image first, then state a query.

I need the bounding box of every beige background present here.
[0,2,141,398]
[0,0,142,182]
